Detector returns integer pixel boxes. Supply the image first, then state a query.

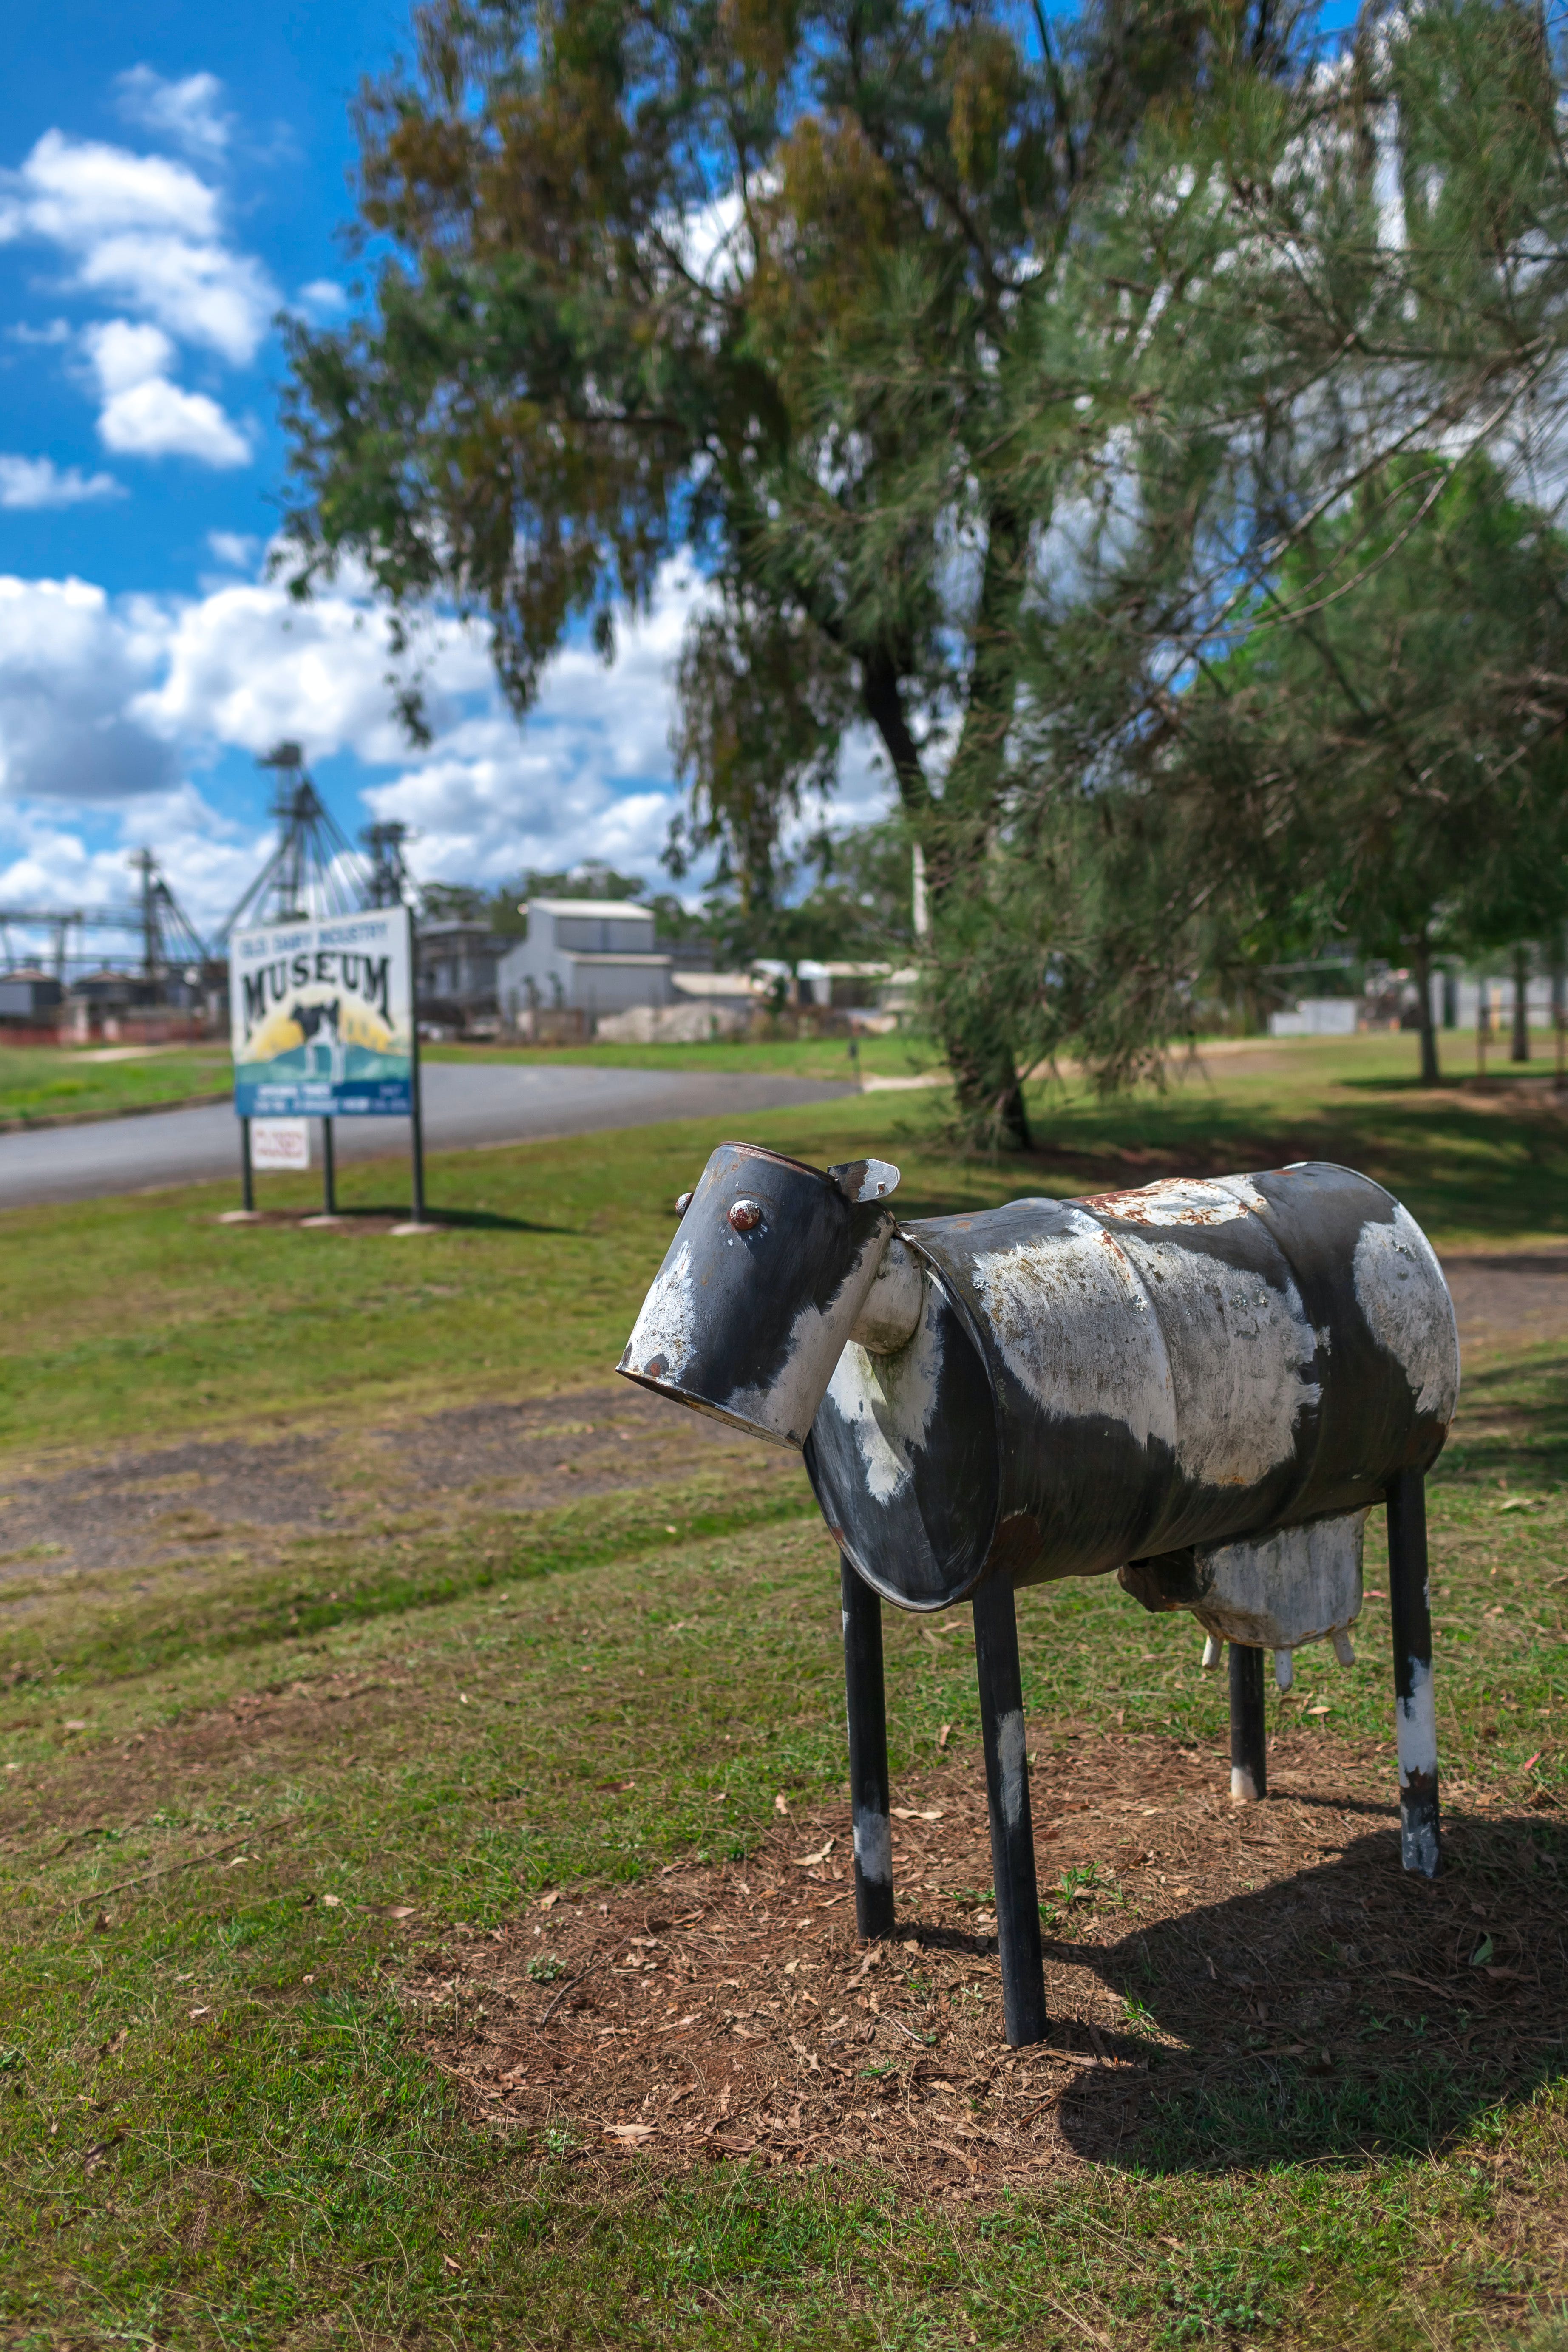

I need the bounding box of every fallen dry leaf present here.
[604,2122,657,2144]
[893,1807,944,1822]
[387,1906,417,1920]
[937,1722,951,1750]
[322,1894,343,1909]
[794,1839,836,1867]
[774,1794,790,1815]
[538,1892,560,1911]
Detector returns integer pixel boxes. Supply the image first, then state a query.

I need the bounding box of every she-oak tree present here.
[279,0,1303,1148]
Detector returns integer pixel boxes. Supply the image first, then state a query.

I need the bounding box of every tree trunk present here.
[859,640,1032,1153]
[1412,936,1440,1087]
[1512,943,1531,1062]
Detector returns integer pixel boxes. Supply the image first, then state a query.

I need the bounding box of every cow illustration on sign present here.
[620,1146,1459,2048]
[288,997,348,1090]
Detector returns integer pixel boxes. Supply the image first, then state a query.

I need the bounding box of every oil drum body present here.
[805,1165,1459,1611]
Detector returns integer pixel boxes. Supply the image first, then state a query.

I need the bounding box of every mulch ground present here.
[407,1728,1566,2197]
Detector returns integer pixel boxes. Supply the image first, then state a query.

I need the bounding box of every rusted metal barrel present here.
[624,1154,1458,1612]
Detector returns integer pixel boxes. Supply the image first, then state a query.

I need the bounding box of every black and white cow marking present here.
[621,1145,1459,2047]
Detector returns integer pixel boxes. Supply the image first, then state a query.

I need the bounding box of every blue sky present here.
[0,0,732,944]
[3,3,1358,953]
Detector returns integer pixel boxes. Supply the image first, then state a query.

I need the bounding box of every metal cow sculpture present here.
[619,1143,1460,2047]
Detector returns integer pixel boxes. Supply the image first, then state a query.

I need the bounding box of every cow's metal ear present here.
[828,1158,900,1205]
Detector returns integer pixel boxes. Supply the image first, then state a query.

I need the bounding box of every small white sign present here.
[251,1117,311,1171]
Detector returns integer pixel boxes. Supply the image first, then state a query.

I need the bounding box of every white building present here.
[496,899,676,1021]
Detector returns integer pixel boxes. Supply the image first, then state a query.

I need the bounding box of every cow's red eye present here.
[728,1198,763,1233]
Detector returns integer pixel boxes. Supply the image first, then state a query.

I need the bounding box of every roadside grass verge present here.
[0,1045,232,1125]
[1,1336,1565,2347]
[422,1028,936,1080]
[6,1031,1568,1460]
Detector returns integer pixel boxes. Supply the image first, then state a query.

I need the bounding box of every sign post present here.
[229,907,424,1222]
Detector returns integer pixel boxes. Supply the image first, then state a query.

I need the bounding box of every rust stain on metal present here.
[985,1512,1043,1583]
[1080,1176,1257,1227]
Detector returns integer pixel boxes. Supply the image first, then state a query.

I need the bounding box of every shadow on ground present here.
[1051,1805,1567,2172]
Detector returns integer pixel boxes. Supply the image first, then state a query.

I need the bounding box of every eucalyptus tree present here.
[279,0,1311,1147]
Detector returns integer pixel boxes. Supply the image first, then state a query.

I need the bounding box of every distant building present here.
[497,899,678,1023]
[415,919,508,1034]
[0,968,63,1024]
[797,960,919,1015]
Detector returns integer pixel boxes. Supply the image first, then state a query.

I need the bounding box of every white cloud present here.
[0,455,123,509]
[113,68,233,160]
[85,318,250,466]
[0,555,895,932]
[360,562,710,881]
[206,530,260,571]
[87,317,174,394]
[0,785,268,938]
[131,579,491,761]
[99,378,250,467]
[0,128,275,363]
[0,575,176,802]
[294,279,348,322]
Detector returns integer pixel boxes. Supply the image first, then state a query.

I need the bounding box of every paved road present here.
[0,1062,856,1211]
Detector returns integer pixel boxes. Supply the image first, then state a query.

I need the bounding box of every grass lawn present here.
[423,1028,936,1080]
[2,1034,1566,2348]
[0,1046,233,1126]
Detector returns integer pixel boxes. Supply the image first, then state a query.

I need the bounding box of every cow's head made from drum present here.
[620,1151,1460,1612]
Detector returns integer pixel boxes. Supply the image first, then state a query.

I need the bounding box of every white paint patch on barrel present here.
[1231,1763,1262,1805]
[724,1221,893,1448]
[1396,1657,1439,1784]
[624,1238,697,1380]
[970,1210,1177,1452]
[1353,1206,1460,1419]
[854,1809,892,1886]
[1082,1174,1266,1226]
[824,1306,946,1505]
[1117,1235,1320,1488]
[998,1708,1028,1828]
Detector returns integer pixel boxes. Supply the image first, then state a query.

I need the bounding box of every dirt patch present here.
[0,1383,801,1586]
[1441,1247,1568,1365]
[4,1244,1561,1592]
[411,1730,1567,2196]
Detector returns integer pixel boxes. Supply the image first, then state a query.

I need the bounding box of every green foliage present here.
[281,0,1319,1145]
[981,0,1568,1089]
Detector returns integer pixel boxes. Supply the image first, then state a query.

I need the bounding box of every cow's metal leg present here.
[1228,1642,1268,1805]
[971,1575,1047,2047]
[840,1558,895,1941]
[1387,1468,1441,1876]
